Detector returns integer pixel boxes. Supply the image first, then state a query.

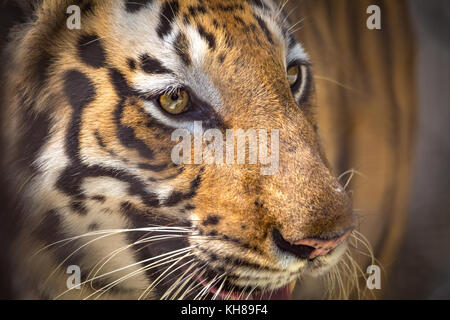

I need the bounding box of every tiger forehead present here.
[177,0,282,45]
[117,0,290,56]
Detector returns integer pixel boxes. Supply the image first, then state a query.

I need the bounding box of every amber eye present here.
[158,90,190,114]
[287,64,300,87]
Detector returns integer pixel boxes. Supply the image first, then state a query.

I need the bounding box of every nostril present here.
[272,228,315,260]
[272,228,352,260]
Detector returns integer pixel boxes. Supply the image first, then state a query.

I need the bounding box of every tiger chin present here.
[0,0,365,300]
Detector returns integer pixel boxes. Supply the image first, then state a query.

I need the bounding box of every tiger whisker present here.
[167,268,199,300]
[161,262,200,300]
[321,229,376,299]
[170,266,206,300]
[54,245,196,299]
[91,257,187,300]
[282,6,297,25]
[334,267,346,299]
[338,257,360,299]
[343,171,355,190]
[224,285,236,300]
[139,254,196,300]
[274,0,290,20]
[193,274,224,300]
[345,251,376,299]
[245,285,258,300]
[288,26,303,34]
[351,230,375,266]
[286,18,305,33]
[178,267,208,300]
[267,286,275,300]
[200,275,226,300]
[212,277,227,300]
[237,280,252,300]
[84,234,186,296]
[33,226,194,257]
[193,276,216,300]
[45,232,122,287]
[313,75,361,93]
[337,168,366,191]
[86,250,195,300]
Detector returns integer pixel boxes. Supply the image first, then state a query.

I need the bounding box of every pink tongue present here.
[252,284,291,300]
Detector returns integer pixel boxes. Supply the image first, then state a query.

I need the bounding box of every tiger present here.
[0,0,415,300]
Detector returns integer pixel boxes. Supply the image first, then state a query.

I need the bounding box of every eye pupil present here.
[159,89,189,115]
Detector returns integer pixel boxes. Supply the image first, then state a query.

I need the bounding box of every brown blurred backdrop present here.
[286,0,449,299]
[386,0,450,299]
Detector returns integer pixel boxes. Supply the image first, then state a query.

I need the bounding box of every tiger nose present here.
[273,228,352,260]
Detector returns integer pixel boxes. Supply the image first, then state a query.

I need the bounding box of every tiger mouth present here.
[198,276,295,300]
[193,277,296,300]
[208,282,294,300]
[190,241,349,300]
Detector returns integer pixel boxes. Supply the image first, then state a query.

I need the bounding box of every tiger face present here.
[2,0,356,299]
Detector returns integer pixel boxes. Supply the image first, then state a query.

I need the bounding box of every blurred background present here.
[287,0,449,299]
[386,0,450,299]
[0,0,449,299]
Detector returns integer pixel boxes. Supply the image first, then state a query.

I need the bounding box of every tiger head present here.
[2,0,356,299]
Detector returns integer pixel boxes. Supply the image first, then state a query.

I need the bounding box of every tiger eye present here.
[159,90,189,114]
[287,65,300,87]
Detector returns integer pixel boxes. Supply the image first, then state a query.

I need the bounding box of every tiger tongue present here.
[252,284,292,300]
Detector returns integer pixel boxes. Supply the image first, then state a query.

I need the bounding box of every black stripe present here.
[58,69,160,208]
[36,50,54,85]
[127,58,136,70]
[95,130,119,157]
[187,5,207,17]
[255,15,274,44]
[174,32,191,66]
[196,247,277,272]
[57,164,160,207]
[140,54,172,74]
[247,0,264,8]
[125,0,154,13]
[77,34,106,68]
[71,200,88,215]
[163,170,203,206]
[108,68,155,159]
[156,0,179,39]
[91,195,106,202]
[202,215,221,226]
[63,70,96,161]
[138,162,168,172]
[114,100,155,160]
[94,130,106,149]
[213,3,244,12]
[108,67,138,98]
[197,24,216,50]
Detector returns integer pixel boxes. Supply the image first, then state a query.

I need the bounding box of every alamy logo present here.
[66,5,81,30]
[366,265,381,289]
[66,265,81,290]
[171,121,280,175]
[366,5,381,30]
